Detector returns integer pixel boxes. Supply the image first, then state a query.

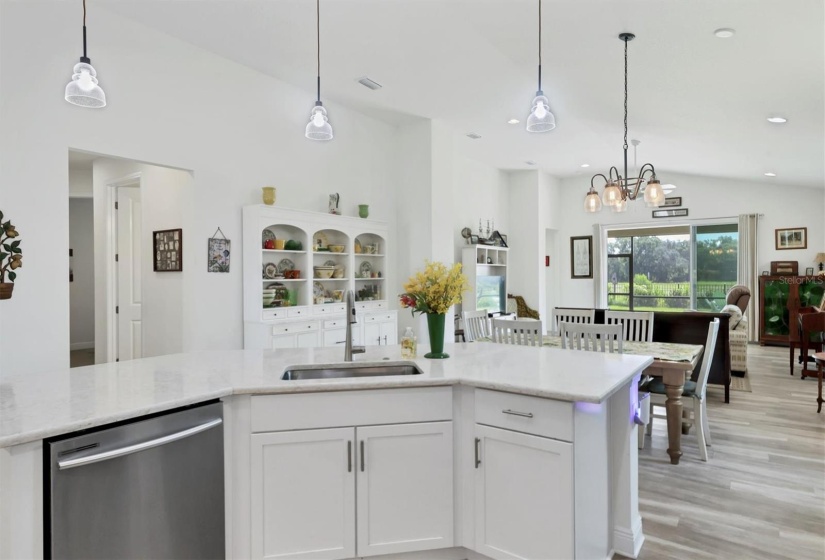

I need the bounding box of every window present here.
[606,223,738,312]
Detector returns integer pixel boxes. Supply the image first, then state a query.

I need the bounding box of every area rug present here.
[730,375,752,392]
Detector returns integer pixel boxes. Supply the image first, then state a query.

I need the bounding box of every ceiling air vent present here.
[466,133,482,140]
[357,77,382,90]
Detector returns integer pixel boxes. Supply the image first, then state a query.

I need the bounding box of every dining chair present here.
[553,308,595,332]
[491,318,543,347]
[605,310,655,342]
[646,318,720,462]
[559,322,624,353]
[463,310,491,342]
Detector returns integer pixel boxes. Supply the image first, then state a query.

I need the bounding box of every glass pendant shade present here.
[65,62,106,108]
[584,188,602,212]
[602,181,622,207]
[612,198,628,212]
[644,178,665,207]
[305,104,333,141]
[526,94,556,132]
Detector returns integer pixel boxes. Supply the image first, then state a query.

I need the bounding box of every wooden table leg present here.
[663,370,684,465]
[818,360,823,414]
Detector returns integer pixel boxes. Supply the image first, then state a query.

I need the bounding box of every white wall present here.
[451,156,509,258]
[68,165,93,198]
[92,158,193,362]
[0,2,397,376]
[555,171,825,306]
[68,198,95,349]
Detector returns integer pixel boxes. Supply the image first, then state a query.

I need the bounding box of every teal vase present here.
[425,313,449,359]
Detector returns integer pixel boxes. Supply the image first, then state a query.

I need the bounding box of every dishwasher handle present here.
[57,418,223,470]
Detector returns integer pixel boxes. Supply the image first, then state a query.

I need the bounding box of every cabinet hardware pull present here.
[502,409,533,418]
[360,440,365,472]
[347,441,352,472]
[474,437,481,468]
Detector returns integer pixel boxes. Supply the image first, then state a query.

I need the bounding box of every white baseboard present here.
[70,342,94,351]
[613,523,645,559]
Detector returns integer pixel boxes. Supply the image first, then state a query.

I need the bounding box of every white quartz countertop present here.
[0,343,652,448]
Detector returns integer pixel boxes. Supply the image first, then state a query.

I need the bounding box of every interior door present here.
[117,186,142,361]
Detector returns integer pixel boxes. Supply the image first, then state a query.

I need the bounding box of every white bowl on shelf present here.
[314,266,334,279]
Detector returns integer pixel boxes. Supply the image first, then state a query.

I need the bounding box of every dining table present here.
[481,335,704,465]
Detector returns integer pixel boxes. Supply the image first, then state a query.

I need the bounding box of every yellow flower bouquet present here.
[399,261,469,316]
[399,261,469,359]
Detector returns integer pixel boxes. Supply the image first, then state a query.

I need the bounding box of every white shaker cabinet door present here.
[251,428,356,560]
[474,424,574,560]
[356,422,454,556]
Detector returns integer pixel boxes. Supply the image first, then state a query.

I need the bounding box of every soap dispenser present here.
[401,327,417,359]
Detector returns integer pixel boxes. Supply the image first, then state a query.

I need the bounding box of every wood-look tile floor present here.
[617,344,825,560]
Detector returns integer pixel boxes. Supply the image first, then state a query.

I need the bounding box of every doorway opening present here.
[68,150,193,366]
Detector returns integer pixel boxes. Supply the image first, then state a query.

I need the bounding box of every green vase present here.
[425,313,449,359]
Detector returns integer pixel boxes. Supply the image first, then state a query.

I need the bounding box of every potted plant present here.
[0,210,22,300]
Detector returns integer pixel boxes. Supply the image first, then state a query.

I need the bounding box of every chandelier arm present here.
[625,164,657,200]
[590,174,608,189]
[608,166,621,182]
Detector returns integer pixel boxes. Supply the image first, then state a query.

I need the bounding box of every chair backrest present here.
[605,310,655,342]
[695,319,721,400]
[491,318,543,347]
[726,285,751,314]
[553,308,595,331]
[559,322,624,353]
[463,310,490,342]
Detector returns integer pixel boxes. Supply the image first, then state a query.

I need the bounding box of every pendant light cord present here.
[622,36,629,186]
[82,0,88,61]
[316,0,321,103]
[537,0,542,92]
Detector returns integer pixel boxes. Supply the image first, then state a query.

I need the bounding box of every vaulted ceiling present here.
[101,0,824,188]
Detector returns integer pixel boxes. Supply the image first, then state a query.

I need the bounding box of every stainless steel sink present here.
[282,362,423,380]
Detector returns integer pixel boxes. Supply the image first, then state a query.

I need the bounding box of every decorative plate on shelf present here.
[262,229,276,246]
[277,258,295,273]
[313,231,329,250]
[263,262,278,279]
[313,281,326,298]
[324,259,337,267]
[359,261,372,276]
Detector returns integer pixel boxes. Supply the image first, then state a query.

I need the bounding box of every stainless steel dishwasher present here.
[46,400,225,559]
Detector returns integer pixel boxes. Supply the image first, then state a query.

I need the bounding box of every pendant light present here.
[65,0,106,108]
[305,0,333,141]
[526,0,555,133]
[585,33,665,212]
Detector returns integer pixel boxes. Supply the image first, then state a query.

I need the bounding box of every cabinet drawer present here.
[474,389,572,442]
[262,308,287,320]
[272,322,319,335]
[287,307,309,318]
[324,318,348,329]
[364,313,394,323]
[251,387,453,432]
[314,304,346,315]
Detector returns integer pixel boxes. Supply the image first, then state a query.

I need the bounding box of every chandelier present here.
[584,33,664,213]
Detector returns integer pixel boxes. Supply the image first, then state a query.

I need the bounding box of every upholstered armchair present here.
[724,285,751,374]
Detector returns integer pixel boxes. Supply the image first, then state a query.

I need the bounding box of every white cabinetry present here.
[249,389,454,560]
[462,245,508,314]
[243,206,396,350]
[473,389,574,560]
[362,311,398,346]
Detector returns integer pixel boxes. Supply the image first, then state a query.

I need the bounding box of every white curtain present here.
[738,214,760,341]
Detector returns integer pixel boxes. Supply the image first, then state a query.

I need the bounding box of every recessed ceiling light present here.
[466,132,482,140]
[764,172,776,177]
[714,28,735,38]
[767,116,787,123]
[580,163,590,168]
[508,119,520,125]
[525,160,536,166]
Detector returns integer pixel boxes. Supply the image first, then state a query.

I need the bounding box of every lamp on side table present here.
[815,253,825,275]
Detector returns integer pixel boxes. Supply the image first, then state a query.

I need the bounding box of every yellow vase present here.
[262,186,276,205]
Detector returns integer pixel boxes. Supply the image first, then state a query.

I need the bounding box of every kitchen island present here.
[1,342,652,560]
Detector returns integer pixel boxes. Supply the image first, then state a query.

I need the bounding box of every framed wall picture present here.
[208,228,230,273]
[662,196,682,207]
[806,267,815,276]
[775,227,807,250]
[570,236,593,279]
[652,208,688,218]
[153,228,182,272]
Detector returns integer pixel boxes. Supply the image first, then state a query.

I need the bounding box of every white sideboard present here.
[242,206,397,350]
